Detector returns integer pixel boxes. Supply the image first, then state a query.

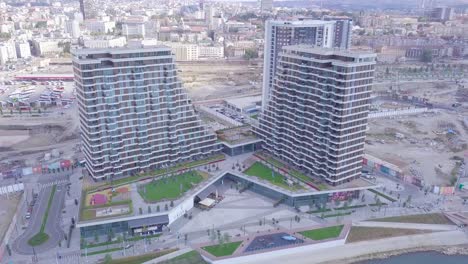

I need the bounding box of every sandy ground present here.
[178,61,262,101]
[366,109,468,185]
[0,194,21,242]
[0,103,80,164]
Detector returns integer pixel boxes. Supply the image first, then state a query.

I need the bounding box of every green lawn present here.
[202,241,242,257]
[299,225,344,240]
[159,250,207,264]
[139,171,204,202]
[28,185,56,246]
[372,213,454,225]
[368,189,397,202]
[101,249,177,264]
[244,162,300,190]
[28,232,50,247]
[88,154,224,192]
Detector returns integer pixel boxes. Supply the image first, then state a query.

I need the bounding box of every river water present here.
[356,251,468,264]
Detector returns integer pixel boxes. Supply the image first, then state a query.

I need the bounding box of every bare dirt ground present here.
[0,194,21,242]
[366,109,468,185]
[177,61,262,101]
[0,103,80,165]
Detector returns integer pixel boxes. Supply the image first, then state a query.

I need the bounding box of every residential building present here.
[0,42,17,64]
[262,20,336,109]
[85,20,115,34]
[260,0,274,12]
[165,43,199,61]
[198,46,224,59]
[72,46,221,180]
[122,22,146,38]
[65,20,81,38]
[15,41,31,58]
[255,45,376,186]
[31,40,62,56]
[83,36,127,49]
[430,7,455,22]
[323,16,353,49]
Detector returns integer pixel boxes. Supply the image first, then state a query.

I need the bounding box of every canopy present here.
[199,197,216,207]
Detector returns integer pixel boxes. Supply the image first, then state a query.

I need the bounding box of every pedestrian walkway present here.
[40,179,68,190]
[354,221,457,231]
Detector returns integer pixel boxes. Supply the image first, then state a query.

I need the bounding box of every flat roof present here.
[267,20,335,26]
[71,45,171,56]
[283,45,377,59]
[127,215,169,228]
[224,96,262,109]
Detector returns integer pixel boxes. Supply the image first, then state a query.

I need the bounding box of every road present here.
[12,183,66,255]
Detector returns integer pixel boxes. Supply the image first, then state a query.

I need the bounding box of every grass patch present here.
[307,208,332,214]
[322,212,352,218]
[83,247,122,256]
[346,226,432,243]
[371,213,454,225]
[160,250,208,264]
[299,225,344,240]
[84,234,161,249]
[368,189,397,202]
[334,204,367,210]
[28,185,56,246]
[255,152,327,190]
[139,171,204,202]
[244,162,301,190]
[80,200,133,221]
[202,241,242,257]
[101,249,177,264]
[87,154,224,192]
[28,232,50,247]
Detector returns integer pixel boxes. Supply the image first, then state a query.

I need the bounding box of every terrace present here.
[79,155,226,224]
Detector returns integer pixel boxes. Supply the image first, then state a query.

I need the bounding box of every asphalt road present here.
[13,183,66,255]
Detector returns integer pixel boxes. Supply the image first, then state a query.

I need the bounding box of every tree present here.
[223,233,230,244]
[148,206,151,213]
[210,231,217,244]
[421,49,433,63]
[156,205,160,212]
[243,48,259,60]
[94,232,99,243]
[170,200,174,207]
[164,204,169,211]
[103,254,112,264]
[406,195,412,205]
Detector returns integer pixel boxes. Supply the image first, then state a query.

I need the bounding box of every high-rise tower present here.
[73,46,221,180]
[255,45,376,186]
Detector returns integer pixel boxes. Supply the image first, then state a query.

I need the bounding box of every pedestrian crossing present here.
[40,179,69,190]
[57,251,81,264]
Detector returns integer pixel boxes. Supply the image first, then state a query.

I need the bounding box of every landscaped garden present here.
[244,162,303,191]
[28,185,56,246]
[80,185,133,221]
[299,225,344,241]
[254,152,328,190]
[201,241,242,257]
[87,154,225,192]
[138,171,207,202]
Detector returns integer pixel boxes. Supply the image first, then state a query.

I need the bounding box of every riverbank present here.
[231,229,468,264]
[328,244,468,264]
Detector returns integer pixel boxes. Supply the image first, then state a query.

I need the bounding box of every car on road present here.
[125,244,133,249]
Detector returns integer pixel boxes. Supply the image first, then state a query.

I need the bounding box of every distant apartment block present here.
[85,20,115,34]
[15,41,31,59]
[65,20,81,39]
[260,0,274,12]
[430,7,455,22]
[255,45,376,186]
[72,46,220,180]
[262,20,337,109]
[83,36,127,49]
[323,16,353,49]
[0,42,17,64]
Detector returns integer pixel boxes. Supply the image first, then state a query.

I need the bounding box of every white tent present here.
[199,197,216,207]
